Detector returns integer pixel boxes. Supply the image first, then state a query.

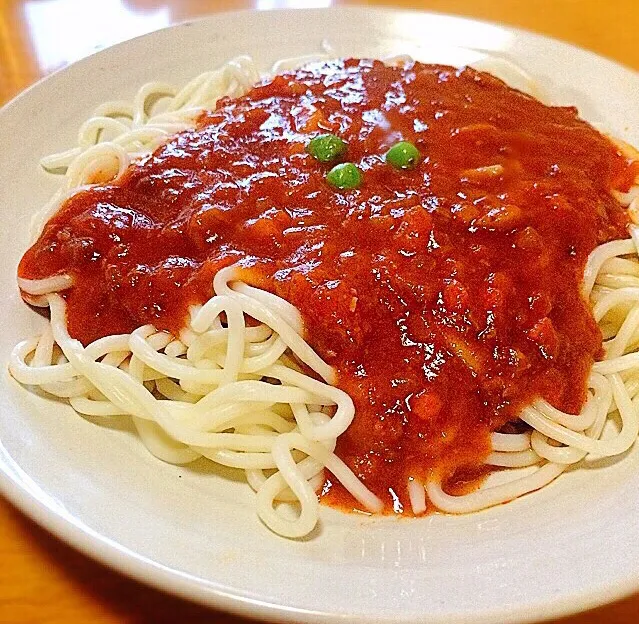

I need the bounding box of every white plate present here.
[1,7,639,624]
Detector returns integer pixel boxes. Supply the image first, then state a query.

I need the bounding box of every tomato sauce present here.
[18,59,636,512]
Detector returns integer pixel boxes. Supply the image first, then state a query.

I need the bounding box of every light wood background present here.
[1,1,638,622]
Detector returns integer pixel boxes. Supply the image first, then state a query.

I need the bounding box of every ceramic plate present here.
[1,8,638,623]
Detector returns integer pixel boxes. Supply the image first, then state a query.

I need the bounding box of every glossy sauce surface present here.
[19,60,635,511]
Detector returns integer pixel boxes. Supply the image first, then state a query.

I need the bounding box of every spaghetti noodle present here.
[10,55,639,537]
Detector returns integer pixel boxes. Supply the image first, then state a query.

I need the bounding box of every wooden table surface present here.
[1,0,639,622]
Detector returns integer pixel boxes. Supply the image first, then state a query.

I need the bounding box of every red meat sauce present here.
[19,59,636,514]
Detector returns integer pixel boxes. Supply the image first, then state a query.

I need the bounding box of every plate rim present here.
[1,7,638,623]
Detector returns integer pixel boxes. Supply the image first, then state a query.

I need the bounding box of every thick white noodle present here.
[426,463,568,514]
[10,284,382,538]
[407,477,427,515]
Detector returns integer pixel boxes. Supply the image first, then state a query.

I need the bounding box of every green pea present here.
[385,141,420,169]
[307,133,347,163]
[326,163,362,189]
